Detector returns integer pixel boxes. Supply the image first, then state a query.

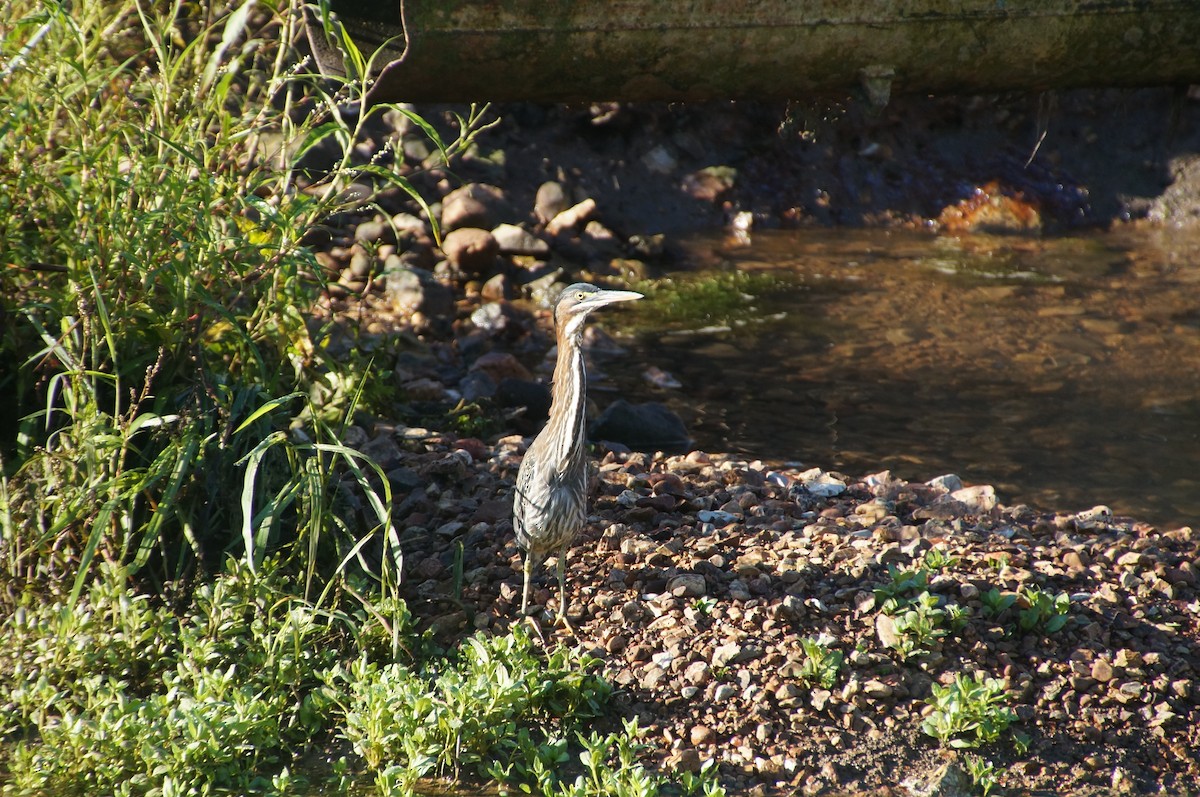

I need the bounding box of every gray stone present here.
[384,265,454,317]
[354,219,396,244]
[534,181,568,224]
[712,642,742,668]
[491,223,550,256]
[668,573,707,598]
[442,183,512,231]
[590,399,691,452]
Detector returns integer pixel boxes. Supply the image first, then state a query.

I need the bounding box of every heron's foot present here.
[553,609,579,638]
[520,613,547,645]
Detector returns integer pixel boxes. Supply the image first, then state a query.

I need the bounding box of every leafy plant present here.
[874,564,930,614]
[338,626,611,784]
[885,591,949,659]
[980,588,1017,619]
[924,546,960,571]
[488,719,725,797]
[0,0,489,606]
[797,635,844,689]
[1,561,344,795]
[1017,586,1070,634]
[963,754,999,796]
[921,673,1017,749]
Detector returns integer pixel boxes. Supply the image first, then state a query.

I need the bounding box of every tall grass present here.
[0,0,486,605]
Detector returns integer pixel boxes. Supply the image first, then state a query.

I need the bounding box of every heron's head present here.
[554,283,643,336]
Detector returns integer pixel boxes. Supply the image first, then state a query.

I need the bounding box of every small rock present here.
[713,684,738,701]
[641,144,678,174]
[682,166,736,202]
[684,661,712,686]
[354,219,396,244]
[775,683,804,706]
[665,748,702,774]
[949,484,998,514]
[690,725,716,746]
[926,474,964,492]
[875,613,900,649]
[798,468,848,497]
[384,265,454,317]
[442,183,511,231]
[863,679,894,699]
[480,272,513,301]
[470,351,533,383]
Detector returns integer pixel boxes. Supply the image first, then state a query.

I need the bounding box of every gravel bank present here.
[342,416,1199,795]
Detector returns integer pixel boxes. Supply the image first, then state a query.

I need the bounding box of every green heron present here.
[513,283,643,627]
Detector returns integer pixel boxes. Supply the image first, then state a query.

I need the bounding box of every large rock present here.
[441,183,513,231]
[491,223,550,256]
[441,227,499,275]
[534,181,569,224]
[384,264,453,317]
[590,399,691,452]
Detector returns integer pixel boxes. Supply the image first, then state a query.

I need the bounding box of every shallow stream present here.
[616,227,1200,529]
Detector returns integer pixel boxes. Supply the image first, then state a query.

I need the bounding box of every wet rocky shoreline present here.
[310,92,1200,794]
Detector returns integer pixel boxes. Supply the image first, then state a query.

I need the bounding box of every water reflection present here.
[621,228,1200,529]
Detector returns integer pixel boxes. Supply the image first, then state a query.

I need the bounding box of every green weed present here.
[920,672,1017,749]
[980,588,1017,619]
[874,564,930,614]
[1017,586,1071,634]
[885,591,950,659]
[963,754,999,796]
[923,546,960,571]
[338,625,610,784]
[0,0,487,605]
[1,561,343,795]
[797,635,844,689]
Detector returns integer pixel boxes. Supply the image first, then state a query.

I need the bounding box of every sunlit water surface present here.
[616,228,1200,530]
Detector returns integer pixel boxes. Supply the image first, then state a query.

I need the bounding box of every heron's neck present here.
[546,326,587,461]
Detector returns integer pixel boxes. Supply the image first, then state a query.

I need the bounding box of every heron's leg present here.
[553,543,578,636]
[521,551,535,616]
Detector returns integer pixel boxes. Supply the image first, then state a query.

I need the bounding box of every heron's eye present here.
[576,291,586,300]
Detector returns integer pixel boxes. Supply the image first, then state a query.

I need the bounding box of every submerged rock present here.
[590,399,691,452]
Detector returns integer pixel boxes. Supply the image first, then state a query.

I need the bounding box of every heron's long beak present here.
[580,289,643,310]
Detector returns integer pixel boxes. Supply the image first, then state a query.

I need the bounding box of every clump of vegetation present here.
[963,754,1000,796]
[873,562,971,661]
[874,564,930,614]
[0,0,492,602]
[488,718,725,797]
[980,586,1070,635]
[1016,585,1071,634]
[920,672,1018,749]
[1,561,344,795]
[797,635,844,689]
[631,271,791,331]
[337,625,610,790]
